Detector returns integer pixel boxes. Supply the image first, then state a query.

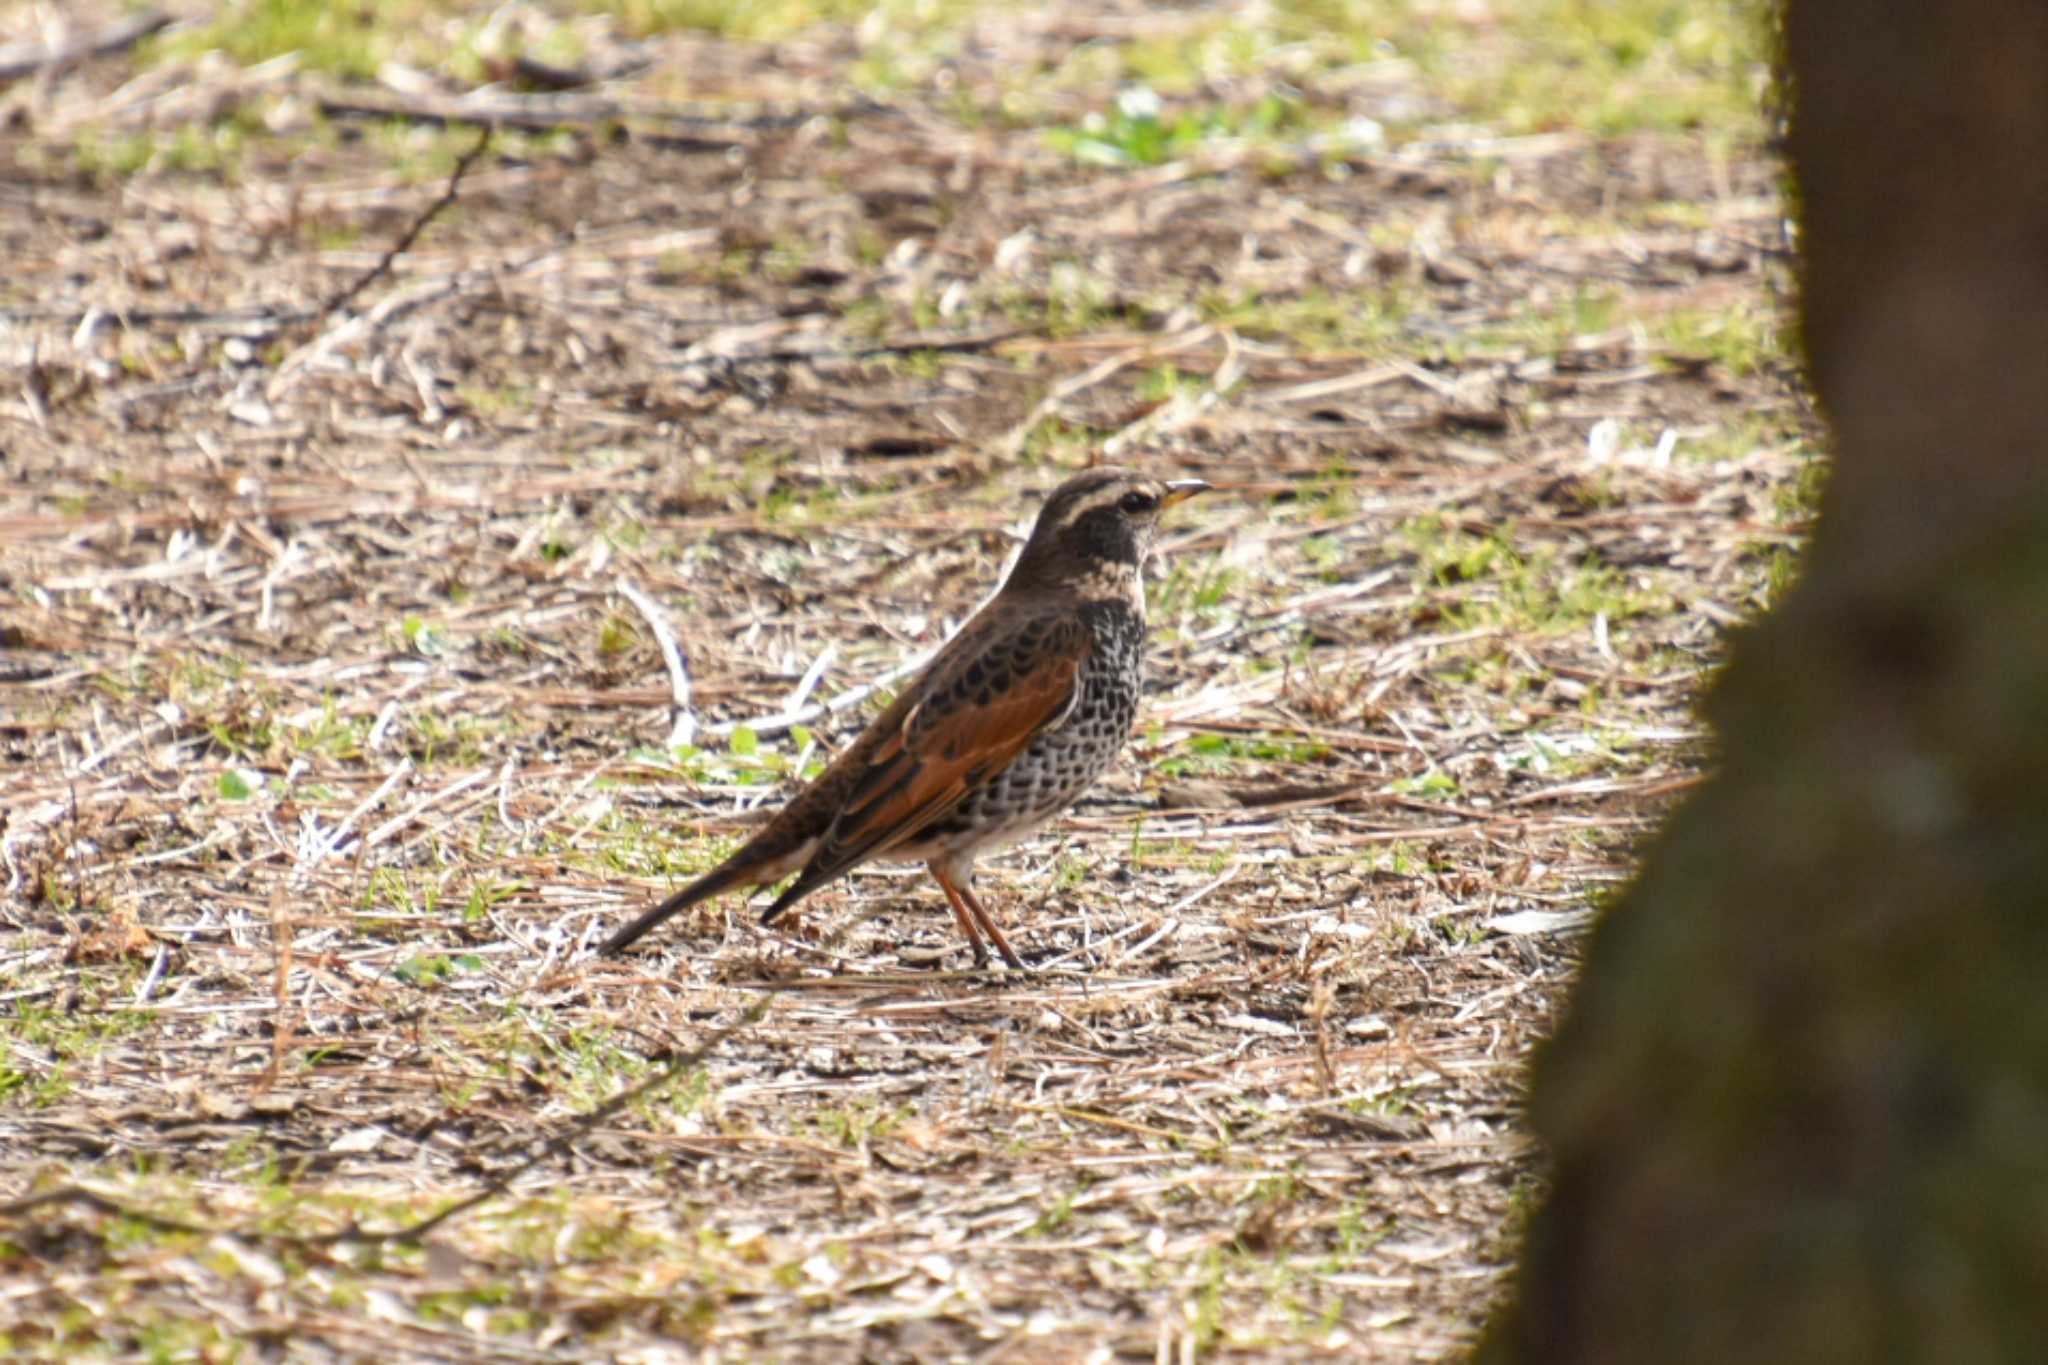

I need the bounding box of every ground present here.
[0,2,1807,1360]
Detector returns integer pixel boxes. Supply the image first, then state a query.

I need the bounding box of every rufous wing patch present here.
[797,613,1091,887]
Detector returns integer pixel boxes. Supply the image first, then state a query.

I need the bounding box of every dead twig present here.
[0,10,171,83]
[616,577,698,749]
[316,125,494,322]
[315,91,898,134]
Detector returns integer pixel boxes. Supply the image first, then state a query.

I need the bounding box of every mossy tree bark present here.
[1479,2,2048,1361]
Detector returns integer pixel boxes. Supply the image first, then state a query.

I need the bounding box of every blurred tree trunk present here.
[1479,2,2048,1362]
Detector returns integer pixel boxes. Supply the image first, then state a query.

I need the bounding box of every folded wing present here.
[760,610,1089,921]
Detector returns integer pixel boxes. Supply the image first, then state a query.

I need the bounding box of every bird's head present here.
[1006,467,1210,595]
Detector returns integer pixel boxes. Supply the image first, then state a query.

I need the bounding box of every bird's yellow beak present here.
[1161,479,1212,507]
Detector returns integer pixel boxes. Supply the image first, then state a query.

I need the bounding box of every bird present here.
[600,467,1211,969]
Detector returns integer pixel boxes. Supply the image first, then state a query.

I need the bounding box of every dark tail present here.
[600,863,751,955]
[757,870,829,927]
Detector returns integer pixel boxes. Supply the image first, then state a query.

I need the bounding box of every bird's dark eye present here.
[1119,490,1158,514]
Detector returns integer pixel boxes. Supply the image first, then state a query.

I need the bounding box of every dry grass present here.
[0,2,1808,1359]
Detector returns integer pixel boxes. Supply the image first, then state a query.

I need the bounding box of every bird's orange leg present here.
[951,874,1027,972]
[931,865,993,968]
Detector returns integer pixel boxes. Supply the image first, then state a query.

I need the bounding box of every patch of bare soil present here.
[0,3,1810,1359]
